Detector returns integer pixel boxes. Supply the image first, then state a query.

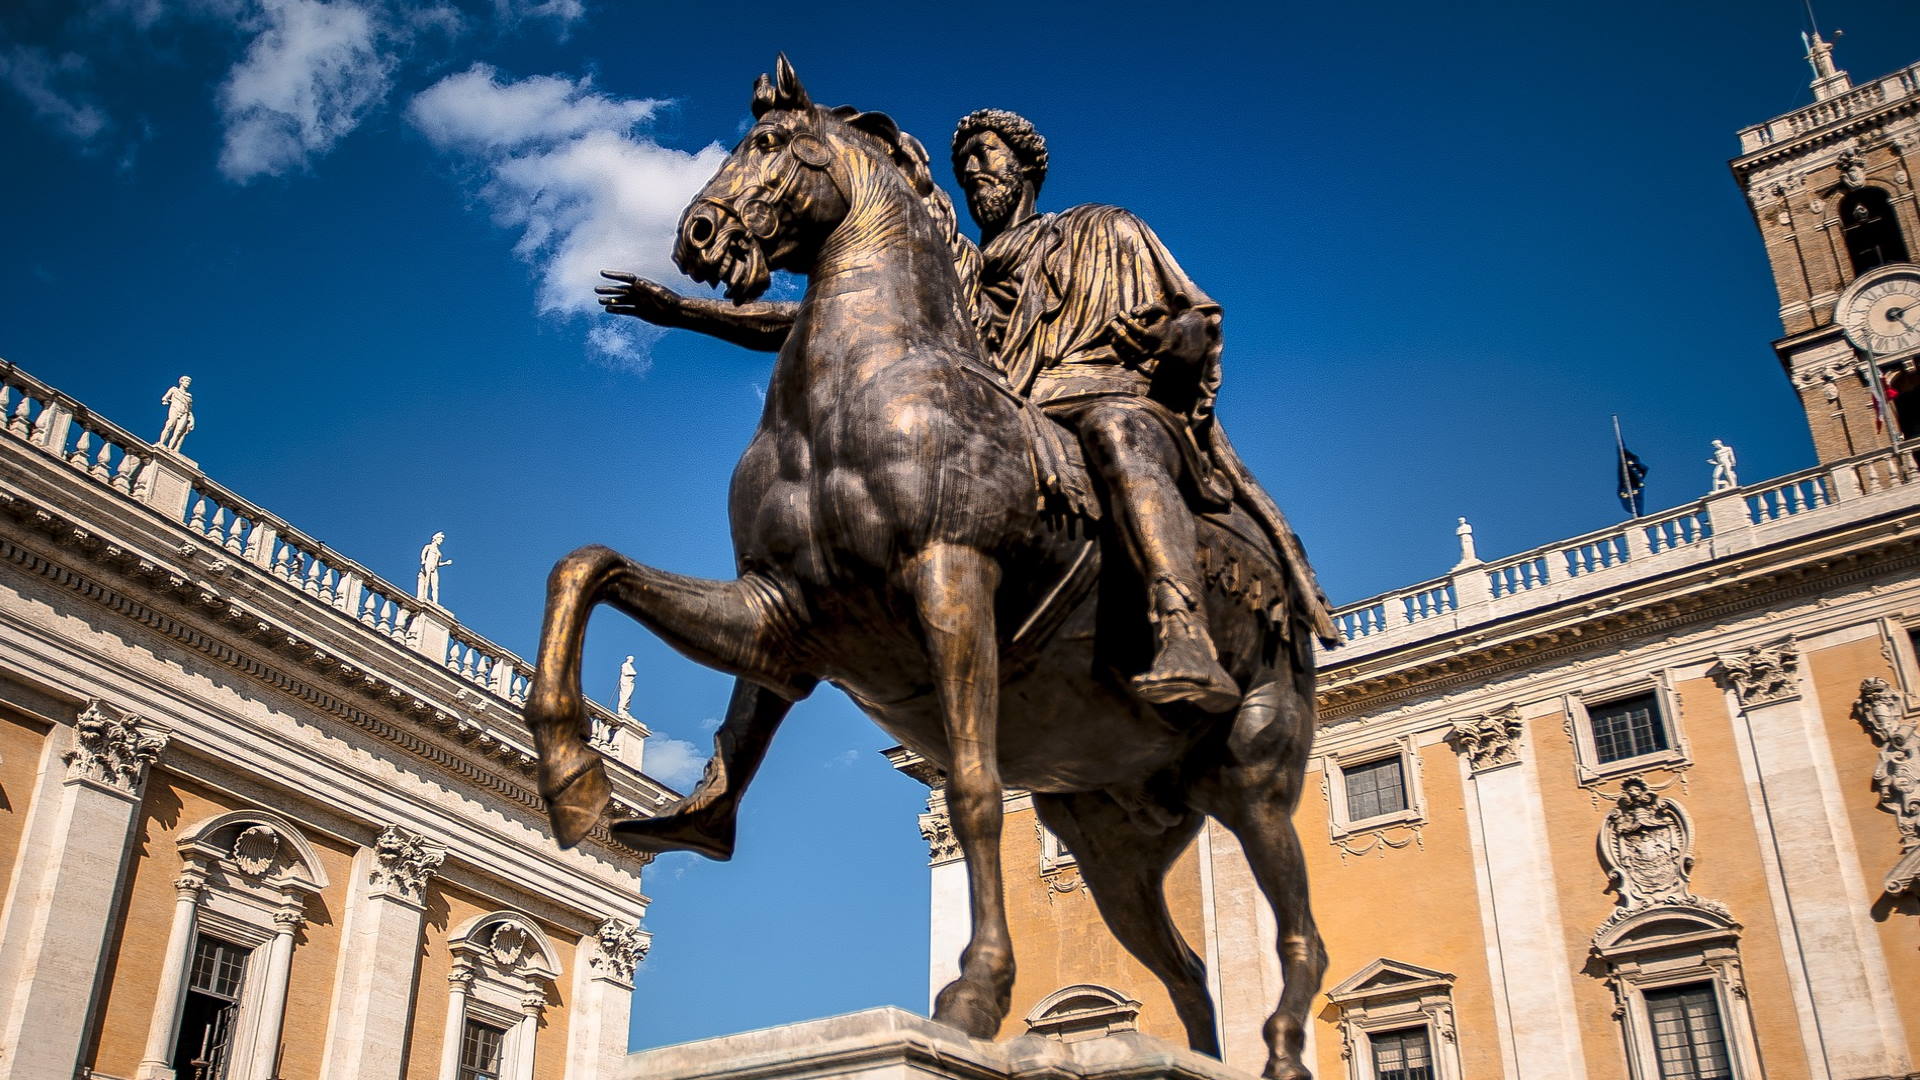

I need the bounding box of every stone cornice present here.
[0,492,658,869]
[1319,509,1920,721]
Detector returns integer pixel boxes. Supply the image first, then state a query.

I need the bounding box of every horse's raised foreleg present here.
[1031,791,1219,1056]
[910,543,1013,1039]
[1193,678,1326,1080]
[526,544,812,848]
[609,677,791,860]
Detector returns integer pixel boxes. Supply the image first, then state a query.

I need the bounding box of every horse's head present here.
[675,54,952,304]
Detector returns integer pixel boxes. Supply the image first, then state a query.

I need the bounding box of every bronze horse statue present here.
[524,57,1328,1080]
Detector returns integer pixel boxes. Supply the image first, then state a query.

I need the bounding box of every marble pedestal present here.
[619,1007,1256,1080]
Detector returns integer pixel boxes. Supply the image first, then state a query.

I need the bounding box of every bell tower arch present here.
[1731,35,1920,461]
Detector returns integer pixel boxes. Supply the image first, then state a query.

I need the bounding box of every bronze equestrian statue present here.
[525,56,1335,1080]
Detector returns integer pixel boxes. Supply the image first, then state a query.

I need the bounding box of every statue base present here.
[620,1007,1255,1080]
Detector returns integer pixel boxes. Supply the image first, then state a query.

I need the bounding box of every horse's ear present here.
[845,108,899,147]
[774,53,812,111]
[751,72,777,118]
[844,109,933,194]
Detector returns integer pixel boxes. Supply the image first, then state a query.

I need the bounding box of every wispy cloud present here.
[643,734,709,790]
[0,45,109,145]
[216,0,394,183]
[408,63,726,368]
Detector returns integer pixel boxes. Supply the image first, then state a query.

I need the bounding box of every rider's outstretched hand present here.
[598,269,688,326]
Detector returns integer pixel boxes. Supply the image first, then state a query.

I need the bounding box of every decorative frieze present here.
[1855,677,1920,896]
[63,700,169,794]
[1595,778,1729,938]
[367,824,445,904]
[1446,707,1525,772]
[1715,638,1802,708]
[591,918,650,982]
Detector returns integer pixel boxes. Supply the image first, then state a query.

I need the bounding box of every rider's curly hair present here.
[951,108,1048,193]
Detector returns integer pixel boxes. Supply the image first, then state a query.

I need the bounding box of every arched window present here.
[1841,188,1910,275]
[441,912,561,1080]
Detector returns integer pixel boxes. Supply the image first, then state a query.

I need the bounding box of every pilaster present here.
[1717,638,1914,1078]
[1450,707,1589,1080]
[319,824,447,1080]
[0,700,169,1080]
[568,918,647,1078]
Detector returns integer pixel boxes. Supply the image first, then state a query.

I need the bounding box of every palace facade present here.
[0,362,676,1080]
[905,39,1920,1080]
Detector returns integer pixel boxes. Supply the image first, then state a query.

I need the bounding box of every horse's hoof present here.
[610,805,737,861]
[546,758,611,848]
[1263,1060,1312,1080]
[932,979,1004,1040]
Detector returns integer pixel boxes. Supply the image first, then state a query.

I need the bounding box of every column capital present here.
[918,810,960,865]
[588,918,649,985]
[1715,636,1802,709]
[172,859,210,902]
[1447,706,1526,773]
[63,700,169,796]
[519,990,549,1017]
[368,824,447,904]
[448,963,477,991]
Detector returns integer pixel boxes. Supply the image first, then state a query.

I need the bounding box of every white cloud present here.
[216,0,394,182]
[409,65,726,365]
[644,735,708,791]
[0,46,109,144]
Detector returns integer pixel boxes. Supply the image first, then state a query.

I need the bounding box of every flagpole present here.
[1613,414,1639,519]
[1860,344,1909,482]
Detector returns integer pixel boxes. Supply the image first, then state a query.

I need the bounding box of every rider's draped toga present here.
[976,204,1338,642]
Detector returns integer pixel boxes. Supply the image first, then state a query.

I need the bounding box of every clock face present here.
[1843,273,1920,356]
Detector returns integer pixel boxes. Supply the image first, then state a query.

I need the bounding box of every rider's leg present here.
[1075,402,1240,712]
[610,677,792,860]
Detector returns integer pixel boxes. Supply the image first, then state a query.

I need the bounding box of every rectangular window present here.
[1591,691,1668,764]
[1344,756,1409,822]
[1370,1026,1435,1080]
[1645,983,1733,1080]
[172,935,249,1080]
[460,1018,508,1080]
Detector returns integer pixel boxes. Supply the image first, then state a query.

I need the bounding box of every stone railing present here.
[1737,64,1920,154]
[1324,441,1920,663]
[0,361,634,755]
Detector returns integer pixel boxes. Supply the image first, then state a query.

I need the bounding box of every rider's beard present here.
[966,179,1018,232]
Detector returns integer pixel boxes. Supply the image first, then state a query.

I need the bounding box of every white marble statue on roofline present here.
[156,376,194,454]
[1453,516,1480,569]
[1710,440,1739,492]
[617,655,637,719]
[416,532,452,604]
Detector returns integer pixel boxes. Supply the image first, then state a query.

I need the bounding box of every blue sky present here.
[3,0,1918,1052]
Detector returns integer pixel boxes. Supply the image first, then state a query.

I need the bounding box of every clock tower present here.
[1732,35,1920,462]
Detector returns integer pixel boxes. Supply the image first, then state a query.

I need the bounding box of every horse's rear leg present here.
[909,543,1013,1039]
[1193,679,1326,1080]
[610,677,791,860]
[1031,791,1219,1056]
[526,545,811,847]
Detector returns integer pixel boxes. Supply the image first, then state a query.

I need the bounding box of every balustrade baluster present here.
[112,452,141,494]
[11,394,34,436]
[187,495,208,535]
[67,430,91,469]
[90,441,113,481]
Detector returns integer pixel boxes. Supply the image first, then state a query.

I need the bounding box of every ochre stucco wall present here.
[407,879,576,1080]
[0,708,48,890]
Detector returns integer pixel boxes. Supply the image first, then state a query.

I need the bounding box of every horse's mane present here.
[827,105,983,318]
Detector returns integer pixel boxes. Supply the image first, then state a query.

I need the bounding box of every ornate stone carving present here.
[519,992,549,1015]
[63,700,168,793]
[1595,778,1728,937]
[1715,638,1801,708]
[489,922,532,968]
[918,810,959,863]
[231,825,281,877]
[368,824,444,903]
[591,918,649,981]
[1447,707,1525,772]
[1855,677,1920,896]
[1838,147,1868,188]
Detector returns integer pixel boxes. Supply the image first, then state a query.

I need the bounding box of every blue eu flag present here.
[1617,446,1649,516]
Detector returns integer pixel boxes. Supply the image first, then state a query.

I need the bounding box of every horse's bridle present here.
[695,126,840,245]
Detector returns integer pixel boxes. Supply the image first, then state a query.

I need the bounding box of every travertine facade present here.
[910,42,1920,1080]
[0,363,674,1080]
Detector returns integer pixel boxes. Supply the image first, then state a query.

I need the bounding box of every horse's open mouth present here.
[714,241,771,305]
[676,210,772,305]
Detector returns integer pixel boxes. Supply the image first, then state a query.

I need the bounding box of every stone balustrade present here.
[1323,441,1920,663]
[1737,63,1920,153]
[0,361,627,742]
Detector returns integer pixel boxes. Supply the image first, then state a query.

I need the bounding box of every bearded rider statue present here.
[598,107,1335,711]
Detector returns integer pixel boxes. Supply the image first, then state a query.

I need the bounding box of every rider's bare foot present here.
[1131,611,1241,712]
[610,799,739,861]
